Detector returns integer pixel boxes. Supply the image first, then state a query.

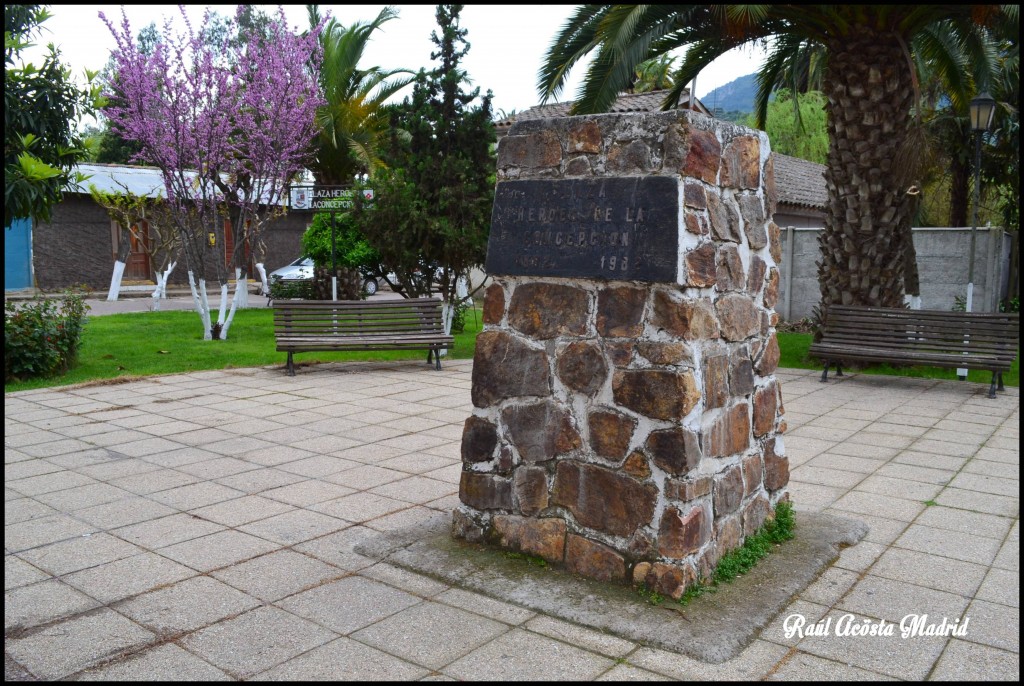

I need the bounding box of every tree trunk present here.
[818,28,915,313]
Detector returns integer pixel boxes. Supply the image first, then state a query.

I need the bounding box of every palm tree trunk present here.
[818,28,915,311]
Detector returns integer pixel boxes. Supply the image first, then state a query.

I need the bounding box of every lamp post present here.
[959,91,997,379]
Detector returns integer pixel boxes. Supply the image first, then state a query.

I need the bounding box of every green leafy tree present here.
[5,4,101,226]
[741,89,828,165]
[538,5,1010,312]
[354,4,495,333]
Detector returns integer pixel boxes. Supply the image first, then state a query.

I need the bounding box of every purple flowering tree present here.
[101,6,324,339]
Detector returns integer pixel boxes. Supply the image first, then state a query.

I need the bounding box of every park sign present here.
[288,185,374,212]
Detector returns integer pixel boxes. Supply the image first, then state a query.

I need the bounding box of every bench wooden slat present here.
[272,298,454,375]
[809,306,1019,397]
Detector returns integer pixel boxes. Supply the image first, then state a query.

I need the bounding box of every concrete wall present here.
[777,226,1012,321]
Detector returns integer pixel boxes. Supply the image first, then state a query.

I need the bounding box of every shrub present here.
[5,289,91,382]
[268,276,315,301]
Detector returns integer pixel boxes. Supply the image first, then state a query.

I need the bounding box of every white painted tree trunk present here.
[255,262,269,297]
[187,270,213,340]
[216,284,229,327]
[220,278,246,339]
[235,267,249,308]
[161,261,176,298]
[151,272,164,311]
[439,301,453,357]
[107,260,126,301]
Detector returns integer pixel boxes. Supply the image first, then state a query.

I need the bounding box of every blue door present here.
[4,217,33,290]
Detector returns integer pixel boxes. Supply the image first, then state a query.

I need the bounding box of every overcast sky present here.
[23,4,767,122]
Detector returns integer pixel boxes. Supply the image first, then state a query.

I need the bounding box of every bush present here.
[5,289,90,382]
[267,277,315,301]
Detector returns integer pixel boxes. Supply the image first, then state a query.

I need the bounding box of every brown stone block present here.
[588,409,636,460]
[651,290,720,340]
[499,130,562,169]
[636,341,692,366]
[715,293,761,342]
[684,182,707,209]
[703,402,751,459]
[738,194,767,250]
[622,450,651,479]
[645,561,697,600]
[714,514,743,555]
[521,518,567,563]
[763,437,790,492]
[707,192,740,243]
[508,283,590,339]
[497,446,514,475]
[568,121,601,153]
[551,460,657,538]
[684,242,717,287]
[763,268,780,309]
[743,494,771,536]
[482,283,505,324]
[632,561,652,586]
[627,529,657,559]
[603,340,635,367]
[715,244,745,292]
[765,153,778,215]
[514,466,549,515]
[597,286,646,337]
[721,135,760,189]
[502,400,581,463]
[713,465,744,517]
[768,222,782,264]
[460,471,512,511]
[658,503,711,559]
[564,156,592,176]
[613,369,701,421]
[566,534,626,582]
[755,333,780,376]
[703,352,729,410]
[752,380,779,437]
[644,427,701,476]
[746,255,767,295]
[729,346,754,397]
[683,127,721,185]
[461,416,498,464]
[684,212,706,236]
[664,475,712,502]
[556,340,608,395]
[471,331,551,407]
[607,140,651,173]
[742,452,764,497]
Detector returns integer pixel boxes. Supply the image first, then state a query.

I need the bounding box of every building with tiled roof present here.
[771,153,827,227]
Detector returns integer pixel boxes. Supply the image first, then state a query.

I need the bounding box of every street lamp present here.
[959,91,997,379]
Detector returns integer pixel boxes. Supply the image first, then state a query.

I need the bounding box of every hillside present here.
[700,73,759,120]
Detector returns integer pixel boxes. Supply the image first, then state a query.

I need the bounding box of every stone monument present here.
[454,109,790,599]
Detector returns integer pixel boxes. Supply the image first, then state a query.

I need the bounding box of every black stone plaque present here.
[486,177,679,281]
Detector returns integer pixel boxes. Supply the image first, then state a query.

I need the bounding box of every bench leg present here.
[286,351,295,377]
[426,349,433,366]
[835,362,843,377]
[435,348,442,371]
[820,361,830,383]
[997,372,1005,392]
[988,372,998,399]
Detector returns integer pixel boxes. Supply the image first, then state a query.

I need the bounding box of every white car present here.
[269,256,314,282]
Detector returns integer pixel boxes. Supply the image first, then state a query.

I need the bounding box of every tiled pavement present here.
[4,361,1019,681]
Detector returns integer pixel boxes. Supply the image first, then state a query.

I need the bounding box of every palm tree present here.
[539,5,1012,312]
[306,5,413,185]
[632,55,677,92]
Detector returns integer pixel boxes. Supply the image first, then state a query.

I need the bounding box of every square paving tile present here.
[5,555,50,591]
[767,651,894,681]
[75,643,231,681]
[442,627,615,681]
[260,479,355,507]
[277,576,422,634]
[187,495,295,527]
[894,524,1003,565]
[930,638,1019,681]
[370,475,455,504]
[5,608,154,680]
[975,568,1019,609]
[17,532,145,576]
[115,575,261,635]
[4,514,97,553]
[149,481,246,510]
[211,550,344,602]
[156,529,280,572]
[251,636,429,681]
[961,599,1019,653]
[113,513,225,549]
[311,492,410,523]
[837,574,971,624]
[180,606,337,679]
[5,579,100,631]
[627,640,790,681]
[352,600,508,669]
[238,509,351,545]
[869,547,988,597]
[62,552,197,604]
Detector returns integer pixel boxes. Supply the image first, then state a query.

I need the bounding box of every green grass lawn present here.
[5,311,1018,393]
[4,305,485,393]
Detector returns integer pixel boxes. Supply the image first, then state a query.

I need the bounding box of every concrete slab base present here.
[356,511,868,663]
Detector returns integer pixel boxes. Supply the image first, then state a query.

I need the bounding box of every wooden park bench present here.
[809,305,1019,398]
[273,298,454,376]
